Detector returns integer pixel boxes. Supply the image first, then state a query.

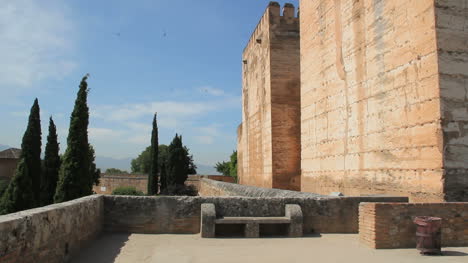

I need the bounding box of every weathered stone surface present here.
[185,175,235,191]
[238,2,301,191]
[245,223,259,238]
[285,204,303,237]
[298,0,468,202]
[0,195,104,263]
[200,203,216,238]
[93,174,148,195]
[359,202,468,249]
[199,178,324,198]
[103,194,408,234]
[436,0,468,202]
[202,202,303,238]
[330,192,344,197]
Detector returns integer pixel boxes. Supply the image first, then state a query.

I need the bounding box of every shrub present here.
[0,178,9,197]
[112,186,144,196]
[160,184,198,196]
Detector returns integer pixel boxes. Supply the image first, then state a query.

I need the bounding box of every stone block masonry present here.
[0,192,407,262]
[93,174,148,195]
[238,2,301,191]
[104,195,407,234]
[298,0,468,202]
[359,202,468,249]
[199,178,324,198]
[0,195,104,263]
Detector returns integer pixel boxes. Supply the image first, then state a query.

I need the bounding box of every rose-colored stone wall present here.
[359,202,468,248]
[300,0,446,202]
[238,2,301,191]
[0,159,18,180]
[93,174,148,195]
[436,0,468,201]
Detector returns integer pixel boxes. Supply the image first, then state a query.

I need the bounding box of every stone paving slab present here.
[71,233,468,263]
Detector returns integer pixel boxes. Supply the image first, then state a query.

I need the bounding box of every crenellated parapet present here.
[239,2,301,191]
[243,2,299,56]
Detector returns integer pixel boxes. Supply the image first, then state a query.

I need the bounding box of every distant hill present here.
[196,163,220,175]
[96,156,133,172]
[0,144,11,151]
[95,155,220,175]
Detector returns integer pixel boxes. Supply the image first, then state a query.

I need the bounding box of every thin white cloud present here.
[0,0,76,89]
[89,127,124,141]
[93,101,214,122]
[90,95,240,158]
[127,134,150,145]
[195,135,215,145]
[198,86,225,96]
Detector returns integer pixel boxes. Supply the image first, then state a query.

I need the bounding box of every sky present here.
[0,0,299,169]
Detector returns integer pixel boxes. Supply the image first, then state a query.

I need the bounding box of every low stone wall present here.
[0,195,104,263]
[93,174,148,195]
[199,178,324,198]
[359,202,468,249]
[104,195,407,234]
[185,175,236,191]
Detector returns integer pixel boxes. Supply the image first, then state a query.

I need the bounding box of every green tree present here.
[0,160,33,214]
[0,178,9,198]
[131,146,151,174]
[148,114,159,195]
[105,168,128,174]
[54,74,96,203]
[159,145,169,192]
[88,145,101,190]
[131,144,195,175]
[215,162,230,176]
[186,147,197,175]
[1,99,42,214]
[215,151,238,182]
[40,117,61,206]
[167,134,195,186]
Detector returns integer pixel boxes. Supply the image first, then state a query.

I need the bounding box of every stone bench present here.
[201,203,303,238]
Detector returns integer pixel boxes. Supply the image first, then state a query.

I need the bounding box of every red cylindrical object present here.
[413,216,442,255]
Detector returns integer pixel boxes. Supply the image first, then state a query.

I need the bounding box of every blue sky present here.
[0,0,299,169]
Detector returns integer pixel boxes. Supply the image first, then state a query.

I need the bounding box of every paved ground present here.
[72,233,468,263]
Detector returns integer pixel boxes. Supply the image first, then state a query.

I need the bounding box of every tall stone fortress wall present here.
[238,2,301,190]
[300,0,468,202]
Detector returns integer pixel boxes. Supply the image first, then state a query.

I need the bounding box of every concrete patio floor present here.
[71,233,468,263]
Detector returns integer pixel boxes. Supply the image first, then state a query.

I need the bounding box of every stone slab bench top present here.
[201,203,303,238]
[215,217,291,224]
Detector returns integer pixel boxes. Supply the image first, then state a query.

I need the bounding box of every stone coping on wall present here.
[0,194,410,263]
[199,178,327,198]
[359,202,468,249]
[104,195,408,234]
[0,195,104,263]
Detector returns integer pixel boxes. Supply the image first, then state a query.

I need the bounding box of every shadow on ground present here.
[442,251,468,256]
[70,233,130,263]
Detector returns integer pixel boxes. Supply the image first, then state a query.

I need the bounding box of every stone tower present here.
[299,0,468,202]
[237,2,301,190]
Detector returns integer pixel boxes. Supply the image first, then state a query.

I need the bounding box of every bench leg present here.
[245,223,259,238]
[201,203,216,238]
[286,204,303,237]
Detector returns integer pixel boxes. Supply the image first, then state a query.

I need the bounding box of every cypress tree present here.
[148,113,159,195]
[0,160,33,214]
[159,162,167,192]
[40,117,60,206]
[167,134,189,186]
[54,74,93,203]
[158,145,169,193]
[0,99,41,214]
[88,144,101,193]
